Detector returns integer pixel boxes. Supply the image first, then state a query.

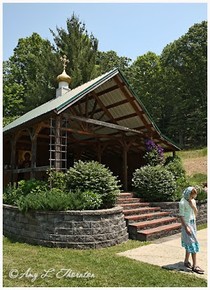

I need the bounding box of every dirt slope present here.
[182,156,207,176]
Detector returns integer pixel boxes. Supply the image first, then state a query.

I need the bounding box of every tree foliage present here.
[3,16,207,149]
[127,21,207,148]
[3,33,59,115]
[96,50,131,75]
[50,14,98,88]
[126,52,163,124]
[160,21,207,147]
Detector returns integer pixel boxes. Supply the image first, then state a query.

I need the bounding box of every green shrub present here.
[196,188,207,201]
[4,162,119,211]
[17,188,103,213]
[3,183,18,205]
[132,165,176,201]
[3,179,47,206]
[47,169,67,191]
[68,190,103,210]
[66,160,121,208]
[164,155,188,201]
[17,188,72,213]
[164,155,186,181]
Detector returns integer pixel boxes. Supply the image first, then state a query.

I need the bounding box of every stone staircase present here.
[117,192,181,241]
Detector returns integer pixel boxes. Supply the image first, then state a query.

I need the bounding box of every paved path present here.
[118,228,207,280]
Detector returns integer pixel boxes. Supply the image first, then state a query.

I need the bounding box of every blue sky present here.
[2,2,208,62]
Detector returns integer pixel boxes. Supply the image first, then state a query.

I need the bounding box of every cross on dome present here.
[56,55,72,89]
[60,55,69,70]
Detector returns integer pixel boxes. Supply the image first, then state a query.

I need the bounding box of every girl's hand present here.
[185,226,192,236]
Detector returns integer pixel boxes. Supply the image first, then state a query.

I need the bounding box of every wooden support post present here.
[122,143,128,191]
[10,137,17,184]
[30,135,37,179]
[29,124,43,178]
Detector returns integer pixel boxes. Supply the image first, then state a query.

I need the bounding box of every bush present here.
[17,189,103,213]
[144,139,164,166]
[66,160,121,208]
[3,179,47,206]
[132,165,176,201]
[3,162,119,211]
[68,190,103,210]
[47,169,67,191]
[164,155,187,201]
[164,155,186,181]
[17,188,69,213]
[3,183,18,205]
[196,187,207,201]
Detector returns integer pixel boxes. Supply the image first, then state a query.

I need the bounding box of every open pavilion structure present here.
[3,59,180,190]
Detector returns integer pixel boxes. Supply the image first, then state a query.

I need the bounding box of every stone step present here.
[118,192,181,242]
[124,211,170,224]
[123,206,161,216]
[119,202,150,209]
[129,217,178,233]
[118,192,134,198]
[117,197,142,204]
[136,223,181,241]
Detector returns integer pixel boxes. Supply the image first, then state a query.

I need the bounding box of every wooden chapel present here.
[3,56,180,190]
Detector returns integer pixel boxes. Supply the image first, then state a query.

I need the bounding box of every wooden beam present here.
[89,99,98,118]
[7,166,50,174]
[87,98,131,118]
[96,84,119,96]
[115,112,137,122]
[92,91,117,124]
[69,115,145,136]
[114,75,153,134]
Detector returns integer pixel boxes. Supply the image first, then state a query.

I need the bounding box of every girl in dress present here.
[179,186,204,274]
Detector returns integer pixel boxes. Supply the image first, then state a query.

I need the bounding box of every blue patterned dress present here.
[179,198,199,253]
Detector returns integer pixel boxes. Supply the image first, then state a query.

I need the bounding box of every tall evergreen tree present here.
[51,14,98,88]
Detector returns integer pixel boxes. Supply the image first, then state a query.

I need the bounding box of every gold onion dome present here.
[56,70,72,84]
[56,55,71,84]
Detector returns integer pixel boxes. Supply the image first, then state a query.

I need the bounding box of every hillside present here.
[177,148,207,177]
[182,156,207,176]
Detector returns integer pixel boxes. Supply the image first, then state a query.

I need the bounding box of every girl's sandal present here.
[192,266,204,274]
[184,261,192,269]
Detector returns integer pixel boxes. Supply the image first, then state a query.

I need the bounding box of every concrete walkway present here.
[118,228,208,280]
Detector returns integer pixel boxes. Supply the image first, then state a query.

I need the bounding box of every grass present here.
[166,147,207,187]
[197,223,207,231]
[187,173,207,185]
[3,236,207,287]
[176,147,207,159]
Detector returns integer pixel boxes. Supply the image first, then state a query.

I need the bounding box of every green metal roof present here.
[3,68,119,133]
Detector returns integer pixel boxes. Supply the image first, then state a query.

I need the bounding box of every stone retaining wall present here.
[3,205,128,249]
[150,200,207,225]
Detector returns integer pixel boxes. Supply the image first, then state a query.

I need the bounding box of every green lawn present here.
[3,236,207,287]
[177,147,207,159]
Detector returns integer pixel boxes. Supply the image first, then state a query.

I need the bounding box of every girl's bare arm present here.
[179,216,192,235]
[188,199,198,216]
